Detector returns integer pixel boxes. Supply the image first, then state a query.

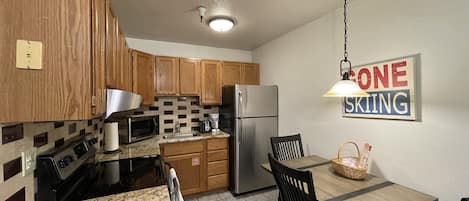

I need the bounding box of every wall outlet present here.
[21,148,37,176]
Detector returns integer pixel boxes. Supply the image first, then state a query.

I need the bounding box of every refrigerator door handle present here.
[238,91,243,117]
[238,120,242,144]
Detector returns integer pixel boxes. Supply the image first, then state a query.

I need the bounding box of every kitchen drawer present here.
[207,160,228,176]
[207,174,228,190]
[160,140,204,156]
[207,138,228,151]
[207,150,228,162]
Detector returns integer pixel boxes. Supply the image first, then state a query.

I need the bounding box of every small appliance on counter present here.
[36,136,166,201]
[200,119,211,133]
[117,114,159,144]
[209,113,219,132]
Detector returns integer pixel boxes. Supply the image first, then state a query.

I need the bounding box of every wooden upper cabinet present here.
[200,60,222,105]
[222,62,242,86]
[156,56,179,95]
[104,0,132,92]
[179,58,200,96]
[105,0,117,89]
[241,63,260,85]
[0,0,108,122]
[92,0,107,115]
[132,50,155,105]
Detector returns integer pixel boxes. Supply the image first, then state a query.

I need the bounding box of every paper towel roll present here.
[104,122,119,152]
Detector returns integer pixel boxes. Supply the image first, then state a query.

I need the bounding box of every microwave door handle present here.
[153,118,159,134]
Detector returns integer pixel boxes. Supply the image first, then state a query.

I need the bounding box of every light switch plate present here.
[21,148,37,176]
[16,40,43,70]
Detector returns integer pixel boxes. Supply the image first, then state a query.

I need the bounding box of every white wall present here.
[253,0,469,200]
[126,38,252,62]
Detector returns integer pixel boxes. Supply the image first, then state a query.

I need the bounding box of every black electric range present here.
[37,136,166,201]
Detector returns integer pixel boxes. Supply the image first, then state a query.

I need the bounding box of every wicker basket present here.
[331,141,368,180]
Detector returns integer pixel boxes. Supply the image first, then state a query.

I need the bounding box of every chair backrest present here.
[271,134,305,160]
[165,162,184,201]
[268,154,317,201]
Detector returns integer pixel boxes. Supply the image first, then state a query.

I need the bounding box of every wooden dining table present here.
[260,155,438,201]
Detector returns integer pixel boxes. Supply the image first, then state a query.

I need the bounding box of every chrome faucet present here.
[175,121,181,134]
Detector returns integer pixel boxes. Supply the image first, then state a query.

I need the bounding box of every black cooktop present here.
[73,156,166,200]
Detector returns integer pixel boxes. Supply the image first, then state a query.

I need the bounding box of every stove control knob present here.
[58,160,66,168]
[64,155,74,163]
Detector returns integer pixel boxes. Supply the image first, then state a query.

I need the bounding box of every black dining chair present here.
[271,134,305,160]
[268,154,318,201]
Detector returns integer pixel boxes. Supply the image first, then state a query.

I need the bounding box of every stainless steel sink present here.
[162,132,200,139]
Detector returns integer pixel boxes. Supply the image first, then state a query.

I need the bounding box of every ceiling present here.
[112,0,343,50]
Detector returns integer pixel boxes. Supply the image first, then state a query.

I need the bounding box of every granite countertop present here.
[95,131,230,162]
[95,136,161,162]
[83,185,170,201]
[157,130,230,144]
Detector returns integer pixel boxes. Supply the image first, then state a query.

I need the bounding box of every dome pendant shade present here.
[323,80,369,97]
[209,18,234,32]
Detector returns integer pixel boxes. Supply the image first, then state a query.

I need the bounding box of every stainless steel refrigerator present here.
[220,85,278,195]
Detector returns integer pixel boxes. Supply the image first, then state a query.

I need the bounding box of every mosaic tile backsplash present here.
[0,97,217,200]
[0,118,103,201]
[143,97,219,134]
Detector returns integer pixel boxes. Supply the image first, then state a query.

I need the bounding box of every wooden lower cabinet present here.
[160,138,229,196]
[165,152,206,195]
[207,160,228,176]
[207,174,229,191]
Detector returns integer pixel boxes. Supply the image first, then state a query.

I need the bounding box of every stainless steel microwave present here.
[118,114,159,144]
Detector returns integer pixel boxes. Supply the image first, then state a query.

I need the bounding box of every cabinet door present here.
[222,62,241,86]
[105,0,117,89]
[0,0,93,122]
[132,50,155,105]
[91,0,106,116]
[156,56,179,95]
[200,60,222,105]
[165,153,206,195]
[179,58,200,96]
[241,63,260,85]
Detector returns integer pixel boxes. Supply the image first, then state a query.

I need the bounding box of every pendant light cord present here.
[340,0,352,79]
[343,0,348,60]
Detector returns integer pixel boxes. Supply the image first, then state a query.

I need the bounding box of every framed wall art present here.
[343,55,419,120]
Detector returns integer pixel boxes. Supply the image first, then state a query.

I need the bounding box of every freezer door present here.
[233,117,277,194]
[236,85,278,118]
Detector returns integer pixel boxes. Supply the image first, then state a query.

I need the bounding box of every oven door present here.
[128,116,158,143]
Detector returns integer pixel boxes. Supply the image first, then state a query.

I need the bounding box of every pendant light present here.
[323,0,369,97]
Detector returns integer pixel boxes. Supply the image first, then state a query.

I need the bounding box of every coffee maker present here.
[209,113,219,132]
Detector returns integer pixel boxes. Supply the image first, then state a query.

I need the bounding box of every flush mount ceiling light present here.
[208,17,235,32]
[323,0,369,97]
